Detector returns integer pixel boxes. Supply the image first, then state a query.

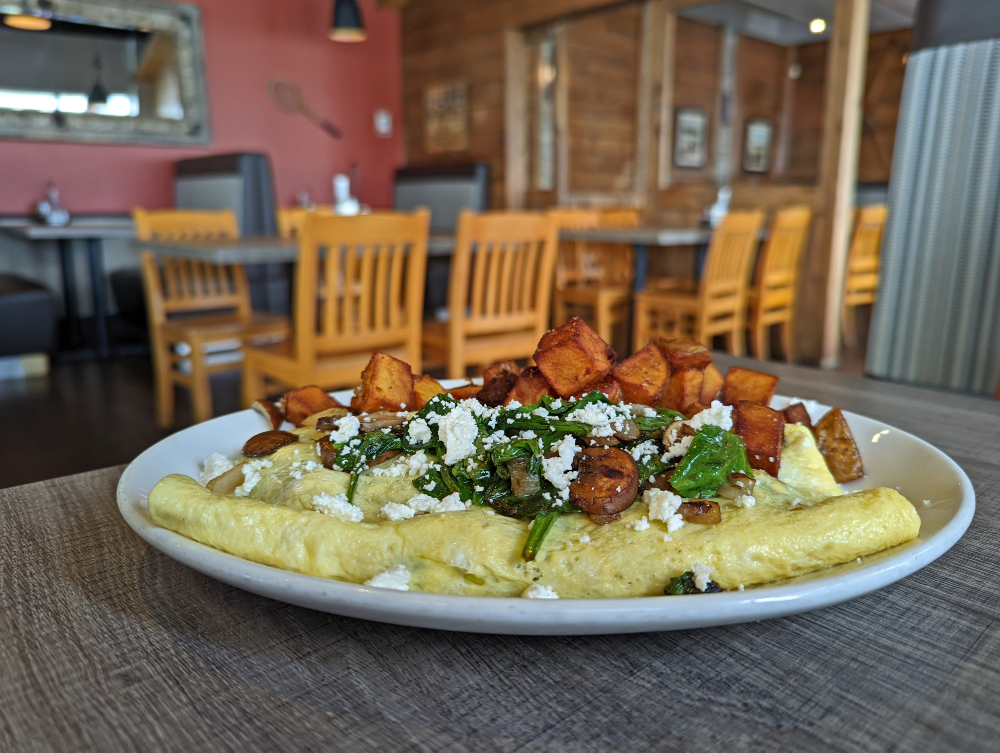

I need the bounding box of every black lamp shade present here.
[330,0,366,42]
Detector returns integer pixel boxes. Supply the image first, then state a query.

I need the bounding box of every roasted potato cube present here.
[412,374,445,409]
[814,407,864,482]
[655,338,712,370]
[483,360,521,383]
[782,403,813,431]
[612,343,668,405]
[282,385,343,427]
[504,367,556,407]
[701,363,724,404]
[353,352,415,414]
[477,372,519,407]
[733,400,785,477]
[447,383,482,400]
[659,367,705,413]
[533,317,616,397]
[721,366,779,406]
[571,378,624,404]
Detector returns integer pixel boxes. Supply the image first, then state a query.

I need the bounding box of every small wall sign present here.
[424,82,469,154]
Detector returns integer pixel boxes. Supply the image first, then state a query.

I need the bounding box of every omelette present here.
[147,394,921,598]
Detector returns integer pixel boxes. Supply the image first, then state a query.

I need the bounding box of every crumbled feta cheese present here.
[436,492,468,512]
[406,417,432,445]
[922,499,932,507]
[661,434,694,462]
[691,562,714,592]
[400,402,406,409]
[738,583,745,592]
[364,564,410,591]
[578,534,591,544]
[521,584,558,599]
[532,407,550,418]
[234,458,272,497]
[329,414,361,443]
[484,509,495,515]
[437,405,479,465]
[789,497,803,509]
[629,404,659,417]
[312,492,364,522]
[644,488,685,532]
[856,557,862,564]
[542,435,579,489]
[627,516,650,532]
[380,502,416,520]
[567,401,631,437]
[686,400,733,432]
[733,492,756,508]
[519,429,538,440]
[629,440,659,463]
[663,534,672,542]
[199,452,234,486]
[505,400,522,410]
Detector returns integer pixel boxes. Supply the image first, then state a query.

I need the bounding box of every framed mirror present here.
[0,0,210,145]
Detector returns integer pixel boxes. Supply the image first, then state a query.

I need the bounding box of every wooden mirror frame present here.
[0,0,210,146]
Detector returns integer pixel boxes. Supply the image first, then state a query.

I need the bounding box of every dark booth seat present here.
[0,275,57,357]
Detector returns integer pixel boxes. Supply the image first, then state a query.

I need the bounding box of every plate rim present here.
[116,395,976,634]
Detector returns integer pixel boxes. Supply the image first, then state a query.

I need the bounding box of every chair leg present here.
[242,359,266,409]
[152,344,174,429]
[843,305,857,348]
[750,319,769,361]
[632,300,647,353]
[595,297,615,346]
[780,319,795,363]
[189,353,213,424]
[726,325,745,358]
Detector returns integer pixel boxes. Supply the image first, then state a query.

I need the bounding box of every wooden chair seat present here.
[242,210,430,403]
[633,211,765,355]
[746,205,812,361]
[135,207,289,427]
[422,211,559,378]
[550,208,639,349]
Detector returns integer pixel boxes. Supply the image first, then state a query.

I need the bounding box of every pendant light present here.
[3,0,52,30]
[329,0,366,42]
[88,53,108,107]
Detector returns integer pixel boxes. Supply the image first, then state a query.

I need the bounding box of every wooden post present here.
[653,2,676,194]
[798,0,871,366]
[504,28,529,210]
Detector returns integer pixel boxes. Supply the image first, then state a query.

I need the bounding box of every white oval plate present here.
[118,390,974,635]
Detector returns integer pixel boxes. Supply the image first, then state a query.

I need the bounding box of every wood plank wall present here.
[565,4,642,194]
[400,1,911,210]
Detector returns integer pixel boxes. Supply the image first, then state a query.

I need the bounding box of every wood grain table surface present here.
[3,356,999,752]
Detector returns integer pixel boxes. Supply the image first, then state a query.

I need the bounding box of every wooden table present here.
[1,218,135,358]
[560,226,713,291]
[3,358,998,751]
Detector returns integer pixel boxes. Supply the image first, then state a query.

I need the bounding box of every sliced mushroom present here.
[206,461,245,495]
[251,399,285,430]
[587,512,621,526]
[349,411,409,433]
[368,449,403,467]
[568,446,639,516]
[317,437,338,469]
[242,430,300,458]
[585,436,621,448]
[717,472,756,499]
[508,457,541,498]
[614,419,641,442]
[678,500,722,525]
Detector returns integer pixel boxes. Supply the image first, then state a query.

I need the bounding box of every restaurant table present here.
[1,218,136,359]
[3,355,998,752]
[560,226,713,291]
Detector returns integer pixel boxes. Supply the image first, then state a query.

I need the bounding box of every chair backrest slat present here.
[699,211,765,325]
[450,211,558,336]
[296,211,429,365]
[276,206,335,240]
[846,204,888,284]
[134,208,246,323]
[755,205,812,306]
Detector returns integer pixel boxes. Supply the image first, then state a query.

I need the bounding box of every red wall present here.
[0,0,404,214]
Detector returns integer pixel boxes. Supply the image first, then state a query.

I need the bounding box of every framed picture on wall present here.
[743,119,773,173]
[425,82,469,154]
[674,108,708,169]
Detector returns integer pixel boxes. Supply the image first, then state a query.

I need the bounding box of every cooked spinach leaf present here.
[669,425,753,498]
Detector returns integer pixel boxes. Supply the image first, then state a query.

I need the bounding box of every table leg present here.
[85,238,110,358]
[57,238,82,348]
[633,243,648,292]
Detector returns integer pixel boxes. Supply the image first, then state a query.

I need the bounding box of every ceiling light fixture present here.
[809,18,826,34]
[2,13,51,30]
[329,0,366,42]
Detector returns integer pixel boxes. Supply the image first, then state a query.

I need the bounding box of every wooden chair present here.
[551,208,640,344]
[422,210,560,379]
[632,210,765,355]
[135,208,289,427]
[241,210,430,403]
[746,205,812,361]
[276,206,334,239]
[843,204,888,347]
